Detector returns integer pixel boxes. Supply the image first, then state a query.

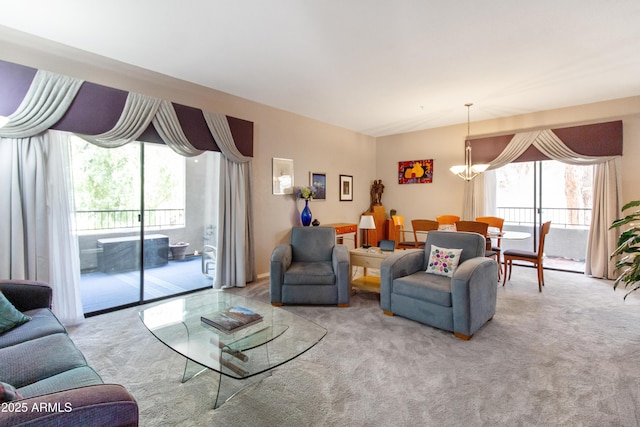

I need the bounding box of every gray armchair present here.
[380,231,498,340]
[270,226,350,307]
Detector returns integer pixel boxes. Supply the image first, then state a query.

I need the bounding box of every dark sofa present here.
[0,280,138,427]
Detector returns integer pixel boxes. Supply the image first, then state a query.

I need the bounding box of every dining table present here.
[488,228,531,240]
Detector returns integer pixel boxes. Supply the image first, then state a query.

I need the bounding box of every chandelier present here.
[449,103,488,181]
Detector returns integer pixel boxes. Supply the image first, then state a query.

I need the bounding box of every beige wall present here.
[377,97,640,227]
[2,27,640,279]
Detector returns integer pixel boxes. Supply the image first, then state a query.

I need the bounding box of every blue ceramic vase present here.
[301,199,312,226]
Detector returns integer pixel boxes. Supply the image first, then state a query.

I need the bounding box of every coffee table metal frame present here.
[139,290,326,408]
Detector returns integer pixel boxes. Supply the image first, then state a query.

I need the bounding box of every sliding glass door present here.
[73,139,143,312]
[495,160,592,272]
[72,137,219,314]
[140,144,219,304]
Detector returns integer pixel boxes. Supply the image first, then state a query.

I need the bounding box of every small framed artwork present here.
[398,159,434,184]
[339,174,353,201]
[272,158,294,195]
[310,172,327,200]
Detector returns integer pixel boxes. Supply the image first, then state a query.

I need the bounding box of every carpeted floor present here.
[68,266,640,426]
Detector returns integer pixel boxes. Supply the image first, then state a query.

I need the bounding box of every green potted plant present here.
[610,200,640,298]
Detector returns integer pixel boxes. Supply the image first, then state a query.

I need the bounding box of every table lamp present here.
[358,215,377,248]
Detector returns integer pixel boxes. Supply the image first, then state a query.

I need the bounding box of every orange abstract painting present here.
[398,159,433,184]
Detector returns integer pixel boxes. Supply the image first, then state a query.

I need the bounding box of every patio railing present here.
[496,207,591,228]
[75,209,185,231]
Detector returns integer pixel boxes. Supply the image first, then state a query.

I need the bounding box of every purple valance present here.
[469,121,622,164]
[0,59,253,156]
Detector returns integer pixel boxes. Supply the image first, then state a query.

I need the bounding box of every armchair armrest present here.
[269,244,292,304]
[331,244,349,270]
[0,384,138,427]
[451,257,498,337]
[332,244,350,306]
[0,280,52,312]
[379,250,424,311]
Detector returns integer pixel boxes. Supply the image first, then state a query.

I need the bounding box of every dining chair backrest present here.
[455,221,490,250]
[436,215,460,225]
[392,215,405,227]
[411,219,439,247]
[536,221,552,261]
[391,215,407,244]
[476,216,505,246]
[475,216,504,231]
[455,221,488,235]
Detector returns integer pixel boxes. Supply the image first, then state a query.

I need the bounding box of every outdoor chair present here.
[201,245,216,277]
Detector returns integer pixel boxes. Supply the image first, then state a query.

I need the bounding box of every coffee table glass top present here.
[139,290,326,379]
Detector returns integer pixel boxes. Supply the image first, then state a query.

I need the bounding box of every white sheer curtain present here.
[46,131,84,324]
[585,158,622,278]
[0,70,85,325]
[203,111,255,288]
[467,129,621,278]
[0,131,84,325]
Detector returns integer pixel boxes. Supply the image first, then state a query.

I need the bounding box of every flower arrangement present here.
[294,185,317,200]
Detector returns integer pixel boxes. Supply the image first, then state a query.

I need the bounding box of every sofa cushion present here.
[0,291,31,334]
[284,262,335,285]
[18,366,103,399]
[426,244,462,277]
[393,271,452,307]
[1,381,23,402]
[0,333,89,388]
[0,308,66,349]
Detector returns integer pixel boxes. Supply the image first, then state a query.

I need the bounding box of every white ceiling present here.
[1,1,640,137]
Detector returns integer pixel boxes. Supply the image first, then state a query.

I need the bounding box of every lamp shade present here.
[471,164,489,173]
[358,215,376,230]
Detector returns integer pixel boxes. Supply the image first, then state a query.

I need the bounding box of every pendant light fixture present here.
[449,103,488,181]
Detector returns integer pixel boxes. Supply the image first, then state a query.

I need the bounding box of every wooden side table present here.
[324,223,358,248]
[349,247,392,293]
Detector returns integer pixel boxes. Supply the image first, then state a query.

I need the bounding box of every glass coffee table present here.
[139,290,326,408]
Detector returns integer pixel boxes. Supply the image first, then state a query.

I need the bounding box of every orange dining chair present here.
[476,216,505,276]
[502,221,552,292]
[392,215,416,249]
[455,221,500,278]
[436,215,460,228]
[410,219,440,249]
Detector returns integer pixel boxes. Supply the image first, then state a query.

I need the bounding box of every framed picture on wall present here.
[310,172,326,200]
[272,158,294,195]
[398,159,434,184]
[339,174,353,201]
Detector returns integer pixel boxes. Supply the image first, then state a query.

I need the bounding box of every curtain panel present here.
[0,131,84,325]
[465,128,622,279]
[203,111,255,288]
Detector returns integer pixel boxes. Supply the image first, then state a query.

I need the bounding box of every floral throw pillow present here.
[426,245,462,277]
